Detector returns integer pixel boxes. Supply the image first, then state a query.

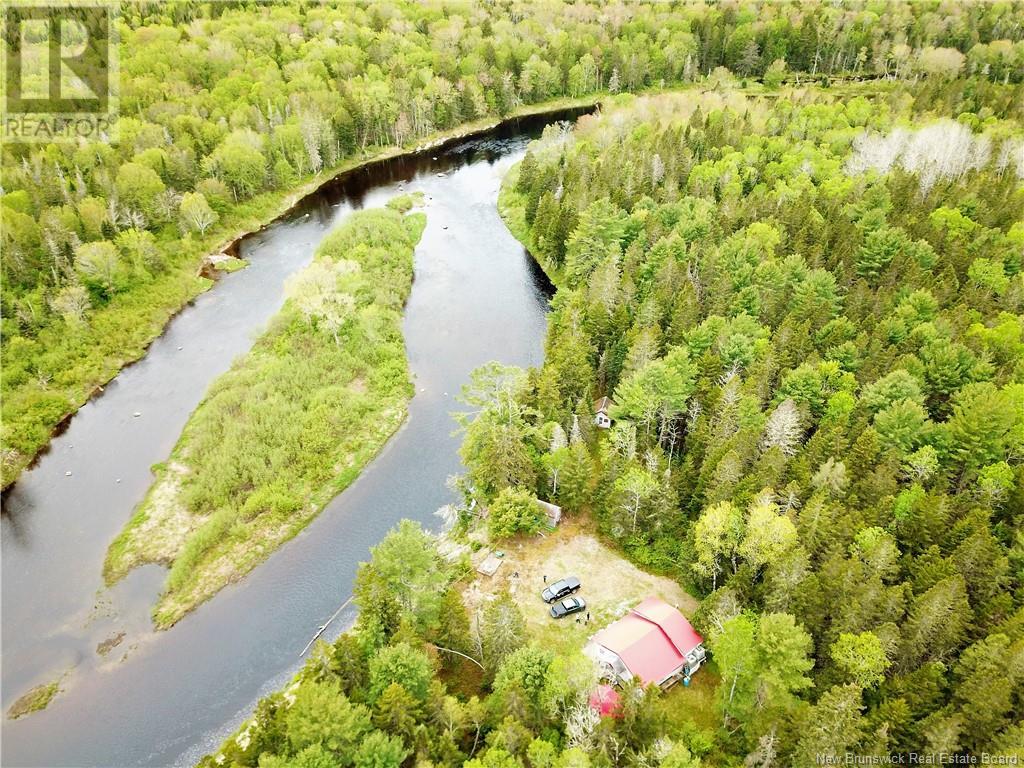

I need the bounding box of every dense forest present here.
[3,0,1024,487]
[204,66,1023,768]
[3,0,1024,765]
[496,89,1024,757]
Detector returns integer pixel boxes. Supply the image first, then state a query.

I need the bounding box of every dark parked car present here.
[541,576,581,603]
[550,596,586,619]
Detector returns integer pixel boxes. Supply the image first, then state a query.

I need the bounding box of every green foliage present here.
[458,364,538,499]
[564,198,629,284]
[385,192,424,214]
[611,346,695,441]
[693,493,798,589]
[793,684,866,764]
[490,645,555,727]
[693,501,743,588]
[710,612,814,735]
[505,87,1024,761]
[74,241,130,298]
[361,520,448,632]
[873,398,930,455]
[662,742,702,768]
[203,132,267,200]
[104,208,423,626]
[203,521,672,768]
[353,731,409,768]
[488,487,544,540]
[115,162,165,219]
[259,744,338,768]
[7,0,1024,491]
[179,192,218,235]
[20,3,1023,763]
[969,258,1011,295]
[284,680,371,761]
[368,643,434,703]
[860,370,925,413]
[855,226,906,282]
[480,589,527,674]
[950,633,1024,750]
[830,631,891,688]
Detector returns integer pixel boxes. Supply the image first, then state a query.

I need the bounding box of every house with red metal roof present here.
[585,597,707,688]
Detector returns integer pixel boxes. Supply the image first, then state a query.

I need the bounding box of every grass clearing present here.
[655,659,721,735]
[464,518,698,655]
[104,205,425,629]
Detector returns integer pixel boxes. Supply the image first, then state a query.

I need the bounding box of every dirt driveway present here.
[465,519,698,653]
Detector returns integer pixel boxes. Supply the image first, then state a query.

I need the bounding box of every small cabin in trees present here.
[585,597,707,688]
[593,396,615,429]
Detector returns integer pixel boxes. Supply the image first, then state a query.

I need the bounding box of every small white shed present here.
[535,499,562,528]
[593,396,615,429]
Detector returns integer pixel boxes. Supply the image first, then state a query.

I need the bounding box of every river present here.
[1,109,584,767]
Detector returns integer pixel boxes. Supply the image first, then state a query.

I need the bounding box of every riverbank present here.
[497,163,565,288]
[104,205,425,629]
[0,95,600,491]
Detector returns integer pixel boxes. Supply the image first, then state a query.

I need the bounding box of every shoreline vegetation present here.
[104,202,425,629]
[1,0,1020,755]
[208,81,1018,765]
[496,81,903,290]
[498,162,564,289]
[0,94,601,490]
[2,0,950,494]
[5,678,61,721]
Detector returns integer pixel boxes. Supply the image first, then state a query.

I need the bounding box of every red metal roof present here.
[591,597,703,685]
[632,597,704,656]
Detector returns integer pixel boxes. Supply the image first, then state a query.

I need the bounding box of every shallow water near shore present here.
[1,108,585,767]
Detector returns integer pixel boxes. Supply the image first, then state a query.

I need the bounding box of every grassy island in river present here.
[104,204,425,629]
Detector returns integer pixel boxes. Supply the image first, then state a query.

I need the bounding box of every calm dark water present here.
[1,109,584,767]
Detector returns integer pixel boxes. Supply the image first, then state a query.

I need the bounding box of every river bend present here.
[1,110,582,767]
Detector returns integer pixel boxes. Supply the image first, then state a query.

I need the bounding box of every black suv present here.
[550,596,586,619]
[541,576,581,603]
